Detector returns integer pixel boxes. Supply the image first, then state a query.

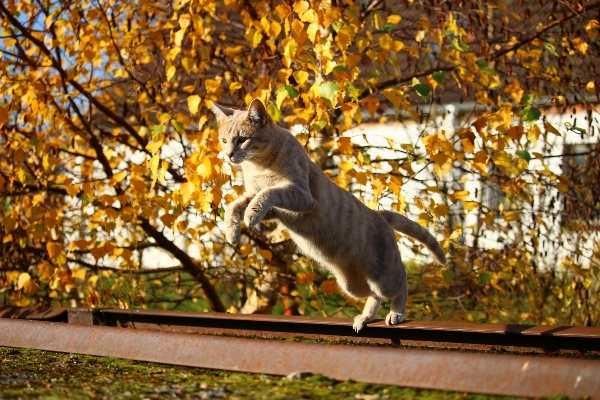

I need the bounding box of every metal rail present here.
[68,308,600,354]
[1,318,599,398]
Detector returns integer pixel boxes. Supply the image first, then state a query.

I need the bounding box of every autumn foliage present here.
[1,0,599,325]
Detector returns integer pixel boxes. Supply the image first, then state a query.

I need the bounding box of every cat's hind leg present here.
[386,291,407,326]
[384,268,408,326]
[353,296,382,333]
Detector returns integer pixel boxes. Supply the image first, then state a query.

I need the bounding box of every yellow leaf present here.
[300,9,316,23]
[83,48,96,62]
[179,13,191,30]
[180,181,196,205]
[503,211,518,222]
[544,122,561,136]
[526,124,541,144]
[307,22,319,44]
[461,138,475,153]
[72,268,88,281]
[23,279,39,296]
[46,242,63,258]
[166,65,176,81]
[174,29,185,47]
[230,82,243,93]
[187,94,201,114]
[113,170,127,183]
[182,57,194,73]
[296,271,315,284]
[492,151,512,168]
[293,70,309,85]
[239,243,252,256]
[146,140,163,155]
[205,79,221,93]
[453,190,470,202]
[417,213,431,227]
[88,274,100,287]
[572,37,588,55]
[196,157,213,179]
[338,160,354,172]
[585,19,599,32]
[382,88,403,109]
[385,137,396,151]
[149,154,160,189]
[433,204,448,218]
[361,97,379,118]
[65,183,80,197]
[463,201,478,211]
[321,280,338,296]
[0,107,6,129]
[586,81,596,93]
[17,272,31,290]
[292,1,309,17]
[258,249,272,262]
[38,262,55,281]
[387,15,402,24]
[341,102,359,118]
[379,34,393,50]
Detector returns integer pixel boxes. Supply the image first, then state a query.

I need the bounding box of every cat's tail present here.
[377,210,446,264]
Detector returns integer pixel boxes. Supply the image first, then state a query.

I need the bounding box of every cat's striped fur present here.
[212,99,446,332]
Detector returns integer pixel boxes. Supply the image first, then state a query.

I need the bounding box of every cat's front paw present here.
[225,225,241,245]
[385,313,405,326]
[243,206,265,227]
[353,316,368,333]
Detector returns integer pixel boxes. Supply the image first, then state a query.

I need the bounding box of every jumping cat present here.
[211,99,446,332]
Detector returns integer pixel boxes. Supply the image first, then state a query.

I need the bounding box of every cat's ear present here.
[210,101,235,124]
[247,99,269,126]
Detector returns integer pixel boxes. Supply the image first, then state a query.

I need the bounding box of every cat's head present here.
[211,99,273,164]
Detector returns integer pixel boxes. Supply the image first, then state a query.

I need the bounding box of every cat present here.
[211,99,446,332]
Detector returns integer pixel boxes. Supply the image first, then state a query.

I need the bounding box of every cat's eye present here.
[222,138,227,143]
[239,137,248,144]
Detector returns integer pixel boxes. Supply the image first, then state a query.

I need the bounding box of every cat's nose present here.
[227,152,234,160]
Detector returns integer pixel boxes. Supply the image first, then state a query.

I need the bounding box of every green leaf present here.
[515,150,532,163]
[519,106,541,123]
[81,194,90,206]
[443,269,455,285]
[284,84,299,99]
[544,42,559,56]
[333,64,346,72]
[452,38,469,52]
[331,21,343,32]
[311,120,327,130]
[414,83,431,98]
[267,103,281,122]
[171,119,184,134]
[383,23,393,34]
[476,59,495,75]
[570,126,587,135]
[151,125,165,136]
[432,71,447,86]
[317,81,339,101]
[521,93,534,105]
[477,271,491,285]
[345,81,360,102]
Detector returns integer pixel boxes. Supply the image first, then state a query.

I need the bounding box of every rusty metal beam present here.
[0,305,67,322]
[1,319,599,398]
[76,308,600,354]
